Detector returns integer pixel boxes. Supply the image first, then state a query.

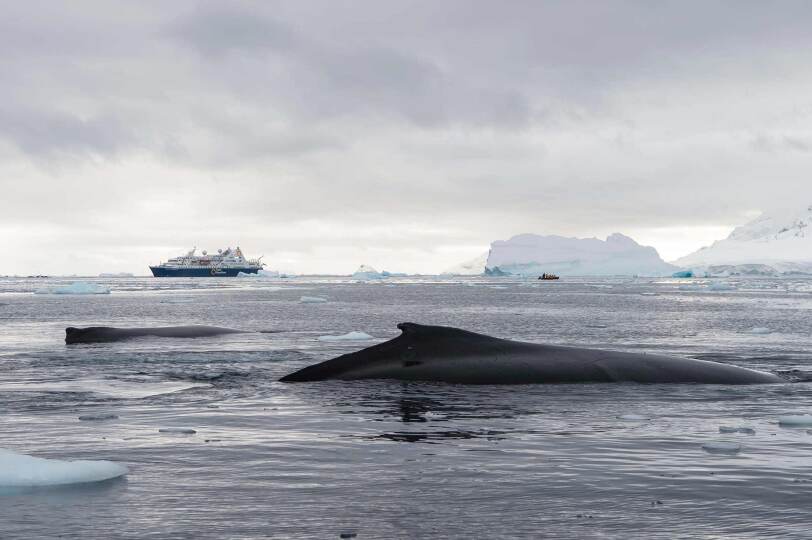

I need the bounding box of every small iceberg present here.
[671,270,694,278]
[702,441,742,454]
[352,264,384,280]
[778,415,812,427]
[34,282,111,295]
[300,296,328,303]
[617,414,648,421]
[719,426,755,434]
[0,448,128,487]
[158,428,197,434]
[318,331,374,342]
[746,327,771,335]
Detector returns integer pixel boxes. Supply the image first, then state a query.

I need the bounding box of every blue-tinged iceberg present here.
[485,233,678,276]
[352,265,384,280]
[0,448,128,487]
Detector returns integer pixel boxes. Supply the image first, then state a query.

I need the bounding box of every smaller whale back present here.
[65,325,244,344]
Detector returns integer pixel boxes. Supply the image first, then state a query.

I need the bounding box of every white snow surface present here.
[486,233,678,276]
[674,204,812,273]
[34,282,111,295]
[318,331,374,342]
[0,449,128,487]
[442,252,489,275]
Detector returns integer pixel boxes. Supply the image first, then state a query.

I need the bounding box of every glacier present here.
[484,233,678,276]
[674,204,812,274]
[0,448,128,487]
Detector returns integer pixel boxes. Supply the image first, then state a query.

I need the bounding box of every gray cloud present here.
[3,0,812,274]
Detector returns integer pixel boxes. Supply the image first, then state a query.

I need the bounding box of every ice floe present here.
[34,282,111,295]
[0,448,128,487]
[318,331,374,342]
[617,414,648,421]
[746,327,772,335]
[300,296,328,303]
[702,441,742,454]
[778,415,812,427]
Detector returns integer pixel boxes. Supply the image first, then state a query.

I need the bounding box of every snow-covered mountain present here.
[485,233,677,276]
[674,205,812,274]
[442,252,488,275]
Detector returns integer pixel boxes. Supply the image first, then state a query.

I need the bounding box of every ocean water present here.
[1,275,811,539]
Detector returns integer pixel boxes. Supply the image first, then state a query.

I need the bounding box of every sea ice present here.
[300,296,328,303]
[702,441,741,454]
[318,331,374,342]
[158,428,197,434]
[778,415,812,427]
[34,282,111,295]
[0,448,128,487]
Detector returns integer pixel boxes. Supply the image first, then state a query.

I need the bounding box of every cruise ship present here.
[149,247,264,277]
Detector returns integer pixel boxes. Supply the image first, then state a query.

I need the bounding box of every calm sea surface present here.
[1,275,811,539]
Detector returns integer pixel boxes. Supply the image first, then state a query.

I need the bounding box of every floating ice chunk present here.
[671,270,694,278]
[158,428,197,434]
[34,282,111,295]
[300,296,328,303]
[778,415,812,427]
[0,448,128,487]
[618,414,648,421]
[707,282,735,291]
[719,426,755,434]
[746,327,771,335]
[318,331,374,342]
[78,413,119,421]
[702,441,741,454]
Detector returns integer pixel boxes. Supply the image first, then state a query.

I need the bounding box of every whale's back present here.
[280,323,783,385]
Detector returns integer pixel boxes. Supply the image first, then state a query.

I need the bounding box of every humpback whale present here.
[280,323,782,385]
[65,325,246,344]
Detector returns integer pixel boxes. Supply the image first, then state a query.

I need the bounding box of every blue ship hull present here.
[149,266,260,277]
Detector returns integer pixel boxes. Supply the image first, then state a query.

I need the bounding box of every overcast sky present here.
[2,0,812,275]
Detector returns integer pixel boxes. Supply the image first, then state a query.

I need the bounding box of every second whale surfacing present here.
[280,323,782,385]
[65,325,246,344]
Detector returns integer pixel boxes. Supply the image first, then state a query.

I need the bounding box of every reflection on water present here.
[1,276,811,538]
